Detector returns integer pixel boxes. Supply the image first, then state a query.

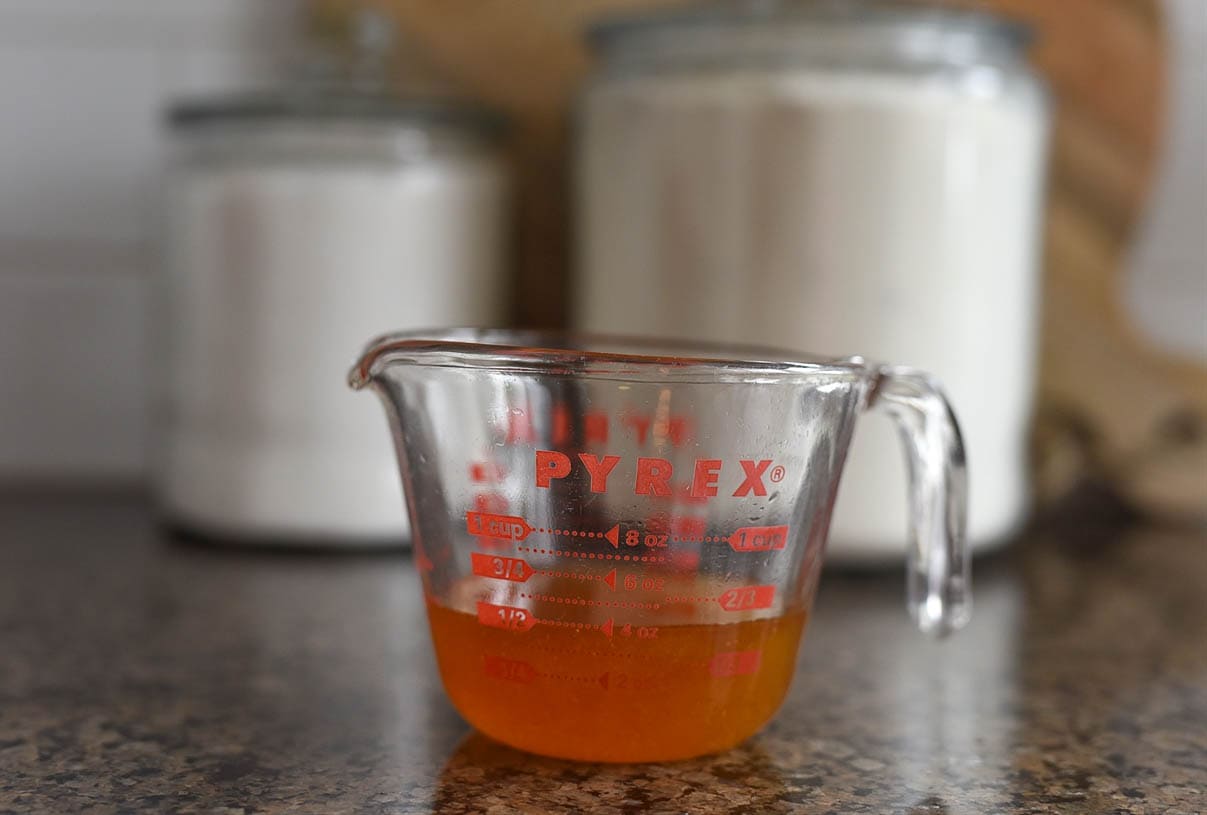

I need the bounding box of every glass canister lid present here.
[586,0,1034,64]
[169,7,505,138]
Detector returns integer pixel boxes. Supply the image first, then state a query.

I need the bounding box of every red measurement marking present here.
[471,552,532,582]
[535,669,605,686]
[526,643,636,660]
[477,602,536,632]
[709,649,762,677]
[483,654,536,683]
[532,566,616,592]
[520,592,661,611]
[415,549,434,573]
[664,594,715,605]
[671,515,708,537]
[468,461,506,483]
[728,525,790,552]
[518,546,666,563]
[534,616,614,639]
[717,585,777,612]
[466,511,533,541]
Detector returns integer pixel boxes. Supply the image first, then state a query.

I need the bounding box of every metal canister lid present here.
[587,0,1033,52]
[168,8,505,139]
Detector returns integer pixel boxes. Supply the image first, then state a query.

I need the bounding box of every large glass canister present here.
[157,11,510,544]
[573,0,1050,561]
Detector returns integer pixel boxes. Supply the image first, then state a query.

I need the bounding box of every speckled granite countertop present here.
[1,493,1204,814]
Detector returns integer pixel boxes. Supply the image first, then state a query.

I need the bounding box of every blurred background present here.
[0,0,1202,552]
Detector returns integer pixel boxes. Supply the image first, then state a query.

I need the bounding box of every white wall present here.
[0,0,303,483]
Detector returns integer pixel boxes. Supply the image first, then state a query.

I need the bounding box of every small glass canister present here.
[157,10,510,545]
[573,0,1050,562]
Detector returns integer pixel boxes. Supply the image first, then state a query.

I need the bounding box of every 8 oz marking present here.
[624,529,668,549]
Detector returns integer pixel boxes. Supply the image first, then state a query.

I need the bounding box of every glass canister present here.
[156,11,510,544]
[573,0,1050,561]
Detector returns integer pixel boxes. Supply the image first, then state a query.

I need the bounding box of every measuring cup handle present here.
[867,367,970,637]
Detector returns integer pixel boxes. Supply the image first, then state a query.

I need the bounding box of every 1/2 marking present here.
[477,602,536,632]
[475,602,615,638]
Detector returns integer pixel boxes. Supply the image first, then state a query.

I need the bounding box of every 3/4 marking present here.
[471,553,532,582]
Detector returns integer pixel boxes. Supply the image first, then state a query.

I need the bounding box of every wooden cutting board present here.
[320,0,1205,519]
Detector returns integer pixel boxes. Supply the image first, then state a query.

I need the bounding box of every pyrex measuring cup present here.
[349,330,969,762]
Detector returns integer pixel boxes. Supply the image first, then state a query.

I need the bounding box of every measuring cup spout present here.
[347,337,389,391]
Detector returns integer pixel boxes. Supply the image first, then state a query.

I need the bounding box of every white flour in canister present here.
[159,126,509,543]
[574,7,1050,560]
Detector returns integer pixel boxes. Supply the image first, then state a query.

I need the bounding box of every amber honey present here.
[426,600,808,762]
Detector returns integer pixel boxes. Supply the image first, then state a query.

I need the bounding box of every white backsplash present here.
[0,0,302,482]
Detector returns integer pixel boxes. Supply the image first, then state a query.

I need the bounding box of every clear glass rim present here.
[349,328,870,389]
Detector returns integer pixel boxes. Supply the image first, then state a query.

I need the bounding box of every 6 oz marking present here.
[623,574,665,592]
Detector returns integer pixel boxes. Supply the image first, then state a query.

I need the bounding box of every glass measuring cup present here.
[349,330,969,762]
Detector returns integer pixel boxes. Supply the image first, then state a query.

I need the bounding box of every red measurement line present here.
[670,535,729,543]
[534,569,606,581]
[535,671,598,684]
[664,595,717,604]
[526,644,635,659]
[521,592,661,610]
[517,546,667,563]
[536,619,601,631]
[534,527,603,538]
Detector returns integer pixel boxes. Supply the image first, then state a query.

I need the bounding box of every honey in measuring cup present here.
[428,568,809,762]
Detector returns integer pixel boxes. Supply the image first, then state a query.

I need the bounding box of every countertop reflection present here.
[1,494,1203,813]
